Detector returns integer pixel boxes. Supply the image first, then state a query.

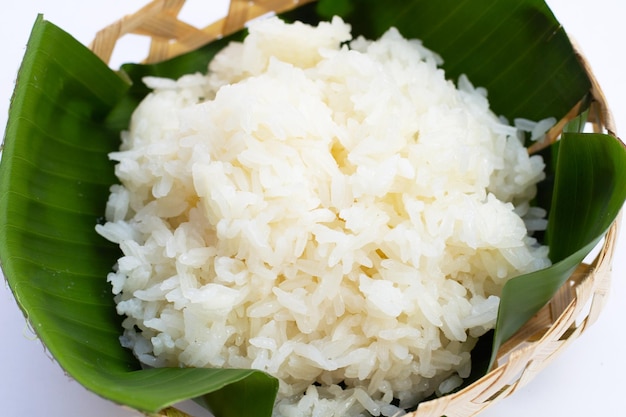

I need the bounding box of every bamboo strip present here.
[88,2,621,416]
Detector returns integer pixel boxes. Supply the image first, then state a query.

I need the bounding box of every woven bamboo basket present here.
[88,1,621,416]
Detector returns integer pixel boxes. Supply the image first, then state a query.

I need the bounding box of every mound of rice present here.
[96,16,551,417]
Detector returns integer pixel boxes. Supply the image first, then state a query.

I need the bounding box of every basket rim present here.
[82,1,624,416]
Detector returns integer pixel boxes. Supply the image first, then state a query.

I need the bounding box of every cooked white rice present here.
[96,16,551,417]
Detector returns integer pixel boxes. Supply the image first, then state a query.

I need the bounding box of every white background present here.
[1,1,624,416]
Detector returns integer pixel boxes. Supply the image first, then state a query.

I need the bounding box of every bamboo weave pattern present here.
[90,2,621,416]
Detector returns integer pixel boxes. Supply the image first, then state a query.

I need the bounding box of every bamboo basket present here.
[88,1,621,416]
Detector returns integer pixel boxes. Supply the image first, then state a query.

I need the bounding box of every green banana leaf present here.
[491,131,626,367]
[1,1,625,417]
[0,15,277,417]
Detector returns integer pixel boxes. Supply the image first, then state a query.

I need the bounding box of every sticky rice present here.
[96,16,551,416]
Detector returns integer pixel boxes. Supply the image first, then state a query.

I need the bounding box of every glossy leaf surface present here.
[1,1,624,416]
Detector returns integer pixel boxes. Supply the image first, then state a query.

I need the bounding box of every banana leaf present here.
[1,1,625,417]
